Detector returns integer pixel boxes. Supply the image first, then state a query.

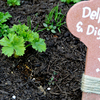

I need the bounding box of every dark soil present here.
[0,0,87,100]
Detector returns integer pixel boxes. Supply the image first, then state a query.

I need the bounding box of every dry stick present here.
[59,75,70,82]
[0,90,9,94]
[56,83,63,93]
[49,91,60,95]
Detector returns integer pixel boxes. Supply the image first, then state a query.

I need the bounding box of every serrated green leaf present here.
[9,24,29,33]
[25,31,34,42]
[0,36,10,46]
[1,24,9,29]
[32,32,39,41]
[9,24,34,42]
[0,12,12,24]
[31,38,46,52]
[7,0,20,6]
[0,24,9,36]
[0,33,25,57]
[2,46,14,57]
[14,46,25,56]
[0,22,46,57]
[0,12,12,37]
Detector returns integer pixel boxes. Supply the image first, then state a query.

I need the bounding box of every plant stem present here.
[57,22,66,27]
[14,51,19,58]
[37,27,47,33]
[25,44,31,48]
[33,24,39,32]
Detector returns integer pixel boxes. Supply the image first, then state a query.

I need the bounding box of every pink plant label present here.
[66,0,100,100]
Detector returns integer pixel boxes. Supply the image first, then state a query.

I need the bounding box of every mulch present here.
[0,0,86,100]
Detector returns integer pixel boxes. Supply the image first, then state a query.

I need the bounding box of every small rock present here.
[12,95,16,99]
[64,32,70,37]
[6,81,12,86]
[32,78,35,81]
[47,87,51,91]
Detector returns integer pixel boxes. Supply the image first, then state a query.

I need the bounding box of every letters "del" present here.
[82,7,100,23]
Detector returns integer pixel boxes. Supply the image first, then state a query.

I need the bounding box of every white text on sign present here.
[82,7,100,23]
[76,7,100,39]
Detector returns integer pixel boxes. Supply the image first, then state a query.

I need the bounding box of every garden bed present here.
[0,0,86,100]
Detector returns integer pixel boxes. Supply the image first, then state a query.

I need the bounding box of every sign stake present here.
[66,0,100,99]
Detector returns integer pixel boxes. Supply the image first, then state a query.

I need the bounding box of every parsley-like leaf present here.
[0,23,46,57]
[0,12,12,37]
[7,0,20,6]
[9,24,34,42]
[31,32,46,52]
[31,38,46,52]
[0,33,25,57]
[0,12,12,24]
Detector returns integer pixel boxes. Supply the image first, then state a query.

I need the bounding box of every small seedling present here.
[60,0,81,4]
[7,0,20,6]
[0,12,12,37]
[43,23,56,33]
[0,24,46,57]
[43,5,65,33]
[48,71,60,85]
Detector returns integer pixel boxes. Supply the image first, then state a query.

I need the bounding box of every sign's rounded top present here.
[67,0,100,48]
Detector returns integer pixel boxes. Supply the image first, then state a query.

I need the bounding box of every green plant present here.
[43,5,65,33]
[0,12,12,37]
[43,23,57,33]
[0,24,46,57]
[48,72,60,85]
[7,0,20,6]
[60,0,81,4]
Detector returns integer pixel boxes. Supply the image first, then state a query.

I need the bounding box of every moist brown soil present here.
[0,0,86,100]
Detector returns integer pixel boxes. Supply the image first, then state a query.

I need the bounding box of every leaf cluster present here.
[43,5,65,33]
[0,24,46,57]
[60,0,81,4]
[0,12,12,37]
[7,0,20,6]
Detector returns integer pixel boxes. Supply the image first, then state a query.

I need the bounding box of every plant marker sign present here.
[66,0,100,100]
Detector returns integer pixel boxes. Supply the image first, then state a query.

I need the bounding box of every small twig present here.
[59,75,70,82]
[49,91,60,95]
[56,83,63,93]
[0,90,9,94]
[50,91,66,95]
